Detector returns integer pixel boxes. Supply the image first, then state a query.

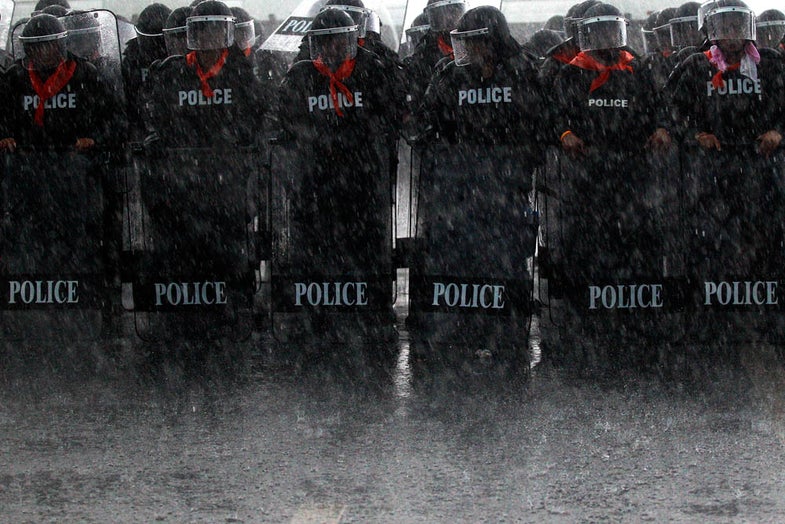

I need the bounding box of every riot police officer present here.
[0,14,121,151]
[756,9,785,54]
[670,0,785,154]
[122,3,171,139]
[417,6,544,151]
[161,6,192,58]
[404,0,466,112]
[145,0,268,147]
[230,7,255,59]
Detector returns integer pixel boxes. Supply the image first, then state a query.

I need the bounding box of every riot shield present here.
[0,0,13,53]
[260,0,399,68]
[539,147,686,371]
[403,143,537,372]
[126,146,260,343]
[61,10,126,104]
[268,137,396,346]
[0,150,108,343]
[679,145,785,347]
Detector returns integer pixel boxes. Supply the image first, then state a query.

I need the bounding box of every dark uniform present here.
[420,53,544,150]
[2,55,121,147]
[146,46,267,146]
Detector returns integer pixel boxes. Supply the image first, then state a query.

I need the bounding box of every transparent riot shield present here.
[679,145,785,348]
[0,0,14,54]
[61,10,126,104]
[125,146,260,344]
[538,147,687,372]
[268,136,396,347]
[260,0,399,68]
[403,143,536,374]
[0,150,108,343]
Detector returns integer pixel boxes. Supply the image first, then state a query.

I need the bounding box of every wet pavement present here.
[2,321,785,523]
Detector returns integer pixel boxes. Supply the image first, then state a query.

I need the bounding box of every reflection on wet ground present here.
[1,313,785,522]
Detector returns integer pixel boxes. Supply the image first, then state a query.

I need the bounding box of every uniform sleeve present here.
[411,66,456,144]
[84,62,127,148]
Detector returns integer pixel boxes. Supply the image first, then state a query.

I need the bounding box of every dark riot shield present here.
[403,143,537,367]
[0,150,107,342]
[268,137,396,345]
[127,146,260,342]
[539,146,687,370]
[679,145,785,345]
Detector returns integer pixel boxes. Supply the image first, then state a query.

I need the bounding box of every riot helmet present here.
[186,0,235,51]
[41,5,69,17]
[544,15,565,34]
[564,0,601,41]
[450,6,520,66]
[63,11,103,60]
[526,28,565,58]
[756,9,785,48]
[163,6,192,56]
[425,0,466,33]
[230,7,255,51]
[653,7,677,50]
[136,3,171,57]
[308,9,358,69]
[405,12,430,50]
[321,0,370,38]
[365,10,381,36]
[32,0,70,16]
[19,14,68,69]
[641,11,661,54]
[578,3,627,51]
[669,2,702,48]
[704,0,755,42]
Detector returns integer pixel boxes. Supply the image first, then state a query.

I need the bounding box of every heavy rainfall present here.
[2,0,785,521]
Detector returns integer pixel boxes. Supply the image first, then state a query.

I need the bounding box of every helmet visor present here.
[450,27,489,67]
[654,22,671,49]
[163,25,188,55]
[756,19,785,47]
[670,16,701,48]
[706,7,755,41]
[308,25,358,65]
[641,27,658,54]
[65,25,103,59]
[186,15,235,50]
[426,0,465,32]
[321,5,369,38]
[578,15,627,51]
[234,19,255,50]
[21,35,68,69]
[405,24,429,48]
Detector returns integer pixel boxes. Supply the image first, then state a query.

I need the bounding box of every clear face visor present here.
[669,16,701,48]
[578,15,627,51]
[163,25,188,55]
[426,0,466,32]
[308,25,358,66]
[450,27,490,66]
[405,24,430,48]
[20,31,68,69]
[320,5,369,38]
[66,25,103,59]
[563,16,581,40]
[641,28,658,54]
[654,22,671,49]
[365,10,380,35]
[756,19,785,47]
[186,15,235,51]
[706,7,755,42]
[234,19,255,49]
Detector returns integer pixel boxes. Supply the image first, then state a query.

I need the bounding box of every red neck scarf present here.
[312,56,356,117]
[704,49,740,89]
[27,60,77,127]
[570,50,635,93]
[243,47,252,57]
[186,49,229,98]
[437,34,454,57]
[553,49,577,65]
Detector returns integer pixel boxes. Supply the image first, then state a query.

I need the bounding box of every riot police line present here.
[1,0,784,376]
